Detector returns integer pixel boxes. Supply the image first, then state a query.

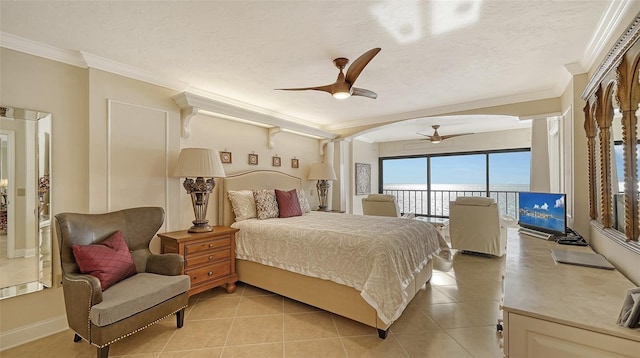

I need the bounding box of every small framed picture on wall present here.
[220,151,232,164]
[248,153,259,165]
[291,158,299,168]
[272,156,281,167]
[355,162,371,195]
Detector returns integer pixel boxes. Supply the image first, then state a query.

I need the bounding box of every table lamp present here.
[308,162,337,211]
[174,148,226,233]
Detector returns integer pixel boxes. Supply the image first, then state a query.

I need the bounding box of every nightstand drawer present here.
[158,227,239,296]
[185,249,229,268]
[184,236,230,255]
[187,261,231,286]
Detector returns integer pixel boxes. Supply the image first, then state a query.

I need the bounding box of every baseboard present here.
[0,315,68,351]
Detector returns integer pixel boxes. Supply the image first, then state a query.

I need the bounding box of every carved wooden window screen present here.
[582,14,640,242]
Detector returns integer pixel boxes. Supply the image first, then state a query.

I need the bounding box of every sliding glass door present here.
[380,149,530,218]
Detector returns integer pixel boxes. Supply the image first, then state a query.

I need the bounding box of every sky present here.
[383,151,531,185]
[519,192,565,216]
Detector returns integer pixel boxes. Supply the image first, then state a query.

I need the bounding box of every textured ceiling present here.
[0,1,629,141]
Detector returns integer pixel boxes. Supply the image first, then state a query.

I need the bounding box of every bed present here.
[217,170,449,338]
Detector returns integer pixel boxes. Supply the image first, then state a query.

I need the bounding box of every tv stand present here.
[517,227,553,240]
[502,229,640,357]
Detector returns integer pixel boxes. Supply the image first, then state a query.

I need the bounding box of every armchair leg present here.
[97,345,109,358]
[73,333,82,342]
[176,308,185,328]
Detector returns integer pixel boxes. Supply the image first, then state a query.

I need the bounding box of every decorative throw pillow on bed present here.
[71,230,138,291]
[228,190,257,221]
[297,190,311,213]
[253,189,279,219]
[276,189,303,218]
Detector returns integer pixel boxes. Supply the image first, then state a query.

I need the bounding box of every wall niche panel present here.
[108,100,169,221]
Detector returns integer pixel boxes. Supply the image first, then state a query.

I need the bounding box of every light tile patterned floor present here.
[2,252,505,357]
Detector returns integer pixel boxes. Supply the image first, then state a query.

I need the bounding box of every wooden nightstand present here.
[159,226,239,296]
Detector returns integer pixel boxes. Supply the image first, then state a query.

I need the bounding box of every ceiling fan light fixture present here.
[333,90,352,99]
[277,48,380,100]
[431,139,441,144]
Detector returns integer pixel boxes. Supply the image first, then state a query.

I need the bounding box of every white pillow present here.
[228,190,257,221]
[297,189,311,213]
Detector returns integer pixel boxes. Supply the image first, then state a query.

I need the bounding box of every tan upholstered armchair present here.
[449,197,507,257]
[362,194,402,217]
[55,207,190,358]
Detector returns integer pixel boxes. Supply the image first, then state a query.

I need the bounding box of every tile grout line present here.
[219,285,246,354]
[329,313,349,357]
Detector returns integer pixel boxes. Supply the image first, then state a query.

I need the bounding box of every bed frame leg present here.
[377,328,389,339]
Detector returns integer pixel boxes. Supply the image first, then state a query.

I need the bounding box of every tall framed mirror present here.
[0,106,52,299]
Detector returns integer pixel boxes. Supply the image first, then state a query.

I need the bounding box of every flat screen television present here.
[518,192,567,236]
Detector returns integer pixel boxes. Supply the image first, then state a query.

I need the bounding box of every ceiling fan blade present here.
[416,133,433,139]
[440,133,474,140]
[275,84,334,94]
[345,48,381,85]
[352,87,377,99]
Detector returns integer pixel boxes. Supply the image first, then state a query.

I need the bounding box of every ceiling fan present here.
[417,125,474,143]
[276,47,381,99]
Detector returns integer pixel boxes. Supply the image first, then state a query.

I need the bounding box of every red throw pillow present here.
[72,231,138,291]
[275,189,303,218]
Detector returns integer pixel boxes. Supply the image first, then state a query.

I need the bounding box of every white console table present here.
[502,229,640,357]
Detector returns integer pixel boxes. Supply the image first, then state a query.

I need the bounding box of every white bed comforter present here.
[231,212,450,324]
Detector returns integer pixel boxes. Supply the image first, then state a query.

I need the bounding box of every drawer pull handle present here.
[209,256,213,260]
[209,243,214,248]
[208,271,213,276]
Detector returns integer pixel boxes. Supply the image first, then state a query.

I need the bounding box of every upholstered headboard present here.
[218,170,303,226]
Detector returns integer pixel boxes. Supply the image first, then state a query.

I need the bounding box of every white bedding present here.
[231,211,450,324]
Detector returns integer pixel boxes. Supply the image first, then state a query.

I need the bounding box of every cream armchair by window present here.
[449,197,507,257]
[362,194,401,217]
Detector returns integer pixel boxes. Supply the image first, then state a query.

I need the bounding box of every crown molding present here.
[581,0,638,72]
[0,32,85,67]
[80,52,188,91]
[582,12,640,99]
[1,32,187,91]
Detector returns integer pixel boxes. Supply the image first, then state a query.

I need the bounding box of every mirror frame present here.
[0,106,52,299]
[582,14,640,242]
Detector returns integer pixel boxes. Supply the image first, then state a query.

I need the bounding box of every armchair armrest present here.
[62,272,103,338]
[63,272,103,304]
[146,253,184,276]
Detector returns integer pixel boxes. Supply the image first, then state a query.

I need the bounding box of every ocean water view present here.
[383,183,529,218]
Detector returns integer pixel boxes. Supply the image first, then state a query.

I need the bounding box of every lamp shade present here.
[308,162,337,180]
[174,148,226,178]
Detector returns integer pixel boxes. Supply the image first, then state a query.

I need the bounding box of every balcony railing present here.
[382,188,521,219]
